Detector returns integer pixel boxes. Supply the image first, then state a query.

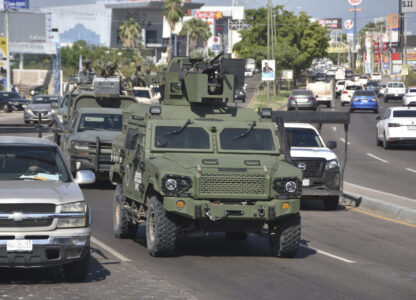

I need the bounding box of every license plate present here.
[395,94,399,96]
[408,125,416,130]
[297,98,308,103]
[302,179,310,187]
[362,100,368,103]
[7,240,33,252]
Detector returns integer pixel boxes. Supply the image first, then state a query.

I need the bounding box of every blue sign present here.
[5,0,29,9]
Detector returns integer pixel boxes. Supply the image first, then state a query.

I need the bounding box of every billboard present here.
[261,60,275,81]
[0,12,46,43]
[0,0,29,9]
[318,18,342,29]
[402,0,416,13]
[386,14,400,31]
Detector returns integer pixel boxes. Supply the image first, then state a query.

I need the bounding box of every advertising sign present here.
[402,0,416,13]
[261,60,275,81]
[3,0,29,9]
[344,19,354,30]
[348,0,362,6]
[195,11,223,20]
[318,18,342,29]
[328,46,349,53]
[386,14,400,31]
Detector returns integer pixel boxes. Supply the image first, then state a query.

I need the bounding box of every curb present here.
[343,192,416,225]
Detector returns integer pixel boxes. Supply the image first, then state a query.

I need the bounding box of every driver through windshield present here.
[78,114,122,131]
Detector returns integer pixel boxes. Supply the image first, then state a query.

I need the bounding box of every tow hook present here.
[258,205,265,217]
[204,205,230,221]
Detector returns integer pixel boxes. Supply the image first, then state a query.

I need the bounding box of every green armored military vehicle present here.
[110,54,302,257]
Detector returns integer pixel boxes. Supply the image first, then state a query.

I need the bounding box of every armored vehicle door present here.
[123,126,145,197]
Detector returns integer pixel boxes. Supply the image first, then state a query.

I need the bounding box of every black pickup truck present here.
[0,92,30,112]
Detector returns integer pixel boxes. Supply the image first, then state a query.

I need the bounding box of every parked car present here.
[371,73,382,81]
[350,90,378,113]
[24,95,61,124]
[340,82,364,106]
[403,87,416,106]
[0,92,30,113]
[244,69,254,77]
[335,80,346,97]
[287,89,317,111]
[376,107,416,149]
[358,75,369,86]
[0,136,95,280]
[385,81,406,103]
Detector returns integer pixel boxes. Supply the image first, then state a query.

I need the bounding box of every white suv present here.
[385,82,406,103]
[340,82,364,106]
[376,107,416,149]
[335,80,345,97]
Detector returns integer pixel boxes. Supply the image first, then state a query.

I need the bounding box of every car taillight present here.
[386,89,389,94]
[308,97,315,101]
[289,97,295,100]
[343,91,348,94]
[388,123,401,127]
[351,97,358,101]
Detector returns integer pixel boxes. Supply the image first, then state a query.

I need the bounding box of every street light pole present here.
[5,6,10,91]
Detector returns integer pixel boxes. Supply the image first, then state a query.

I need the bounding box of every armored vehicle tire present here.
[269,213,301,258]
[146,196,178,257]
[324,196,339,210]
[113,185,138,239]
[225,232,249,240]
[63,251,90,281]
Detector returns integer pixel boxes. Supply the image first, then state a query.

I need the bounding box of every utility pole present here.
[5,5,10,91]
[266,0,271,102]
[186,29,189,56]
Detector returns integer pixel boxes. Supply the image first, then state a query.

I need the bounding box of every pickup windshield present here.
[388,82,405,88]
[220,128,276,151]
[78,113,122,131]
[154,126,210,149]
[0,146,70,182]
[285,128,323,148]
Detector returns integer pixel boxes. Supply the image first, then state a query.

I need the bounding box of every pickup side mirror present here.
[75,170,95,185]
[327,141,337,149]
[376,116,381,120]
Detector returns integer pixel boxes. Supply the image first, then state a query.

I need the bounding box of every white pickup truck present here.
[285,123,341,210]
[384,82,406,103]
[306,81,333,108]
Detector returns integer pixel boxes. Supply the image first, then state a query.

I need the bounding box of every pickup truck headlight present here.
[57,201,88,228]
[71,141,89,156]
[325,159,339,170]
[161,175,192,196]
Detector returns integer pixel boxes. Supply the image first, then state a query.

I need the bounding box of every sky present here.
[208,0,416,33]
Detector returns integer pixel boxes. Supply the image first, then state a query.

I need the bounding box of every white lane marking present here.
[332,126,337,132]
[366,153,389,163]
[91,236,131,262]
[339,138,351,145]
[344,181,416,201]
[406,168,416,174]
[300,244,356,264]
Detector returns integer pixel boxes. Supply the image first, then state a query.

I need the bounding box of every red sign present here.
[194,11,223,20]
[391,53,401,61]
[374,41,380,54]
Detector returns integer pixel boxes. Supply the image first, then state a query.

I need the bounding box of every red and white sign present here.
[344,19,354,30]
[348,0,362,6]
[195,11,223,20]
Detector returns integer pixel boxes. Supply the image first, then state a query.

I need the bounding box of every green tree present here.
[233,6,329,79]
[119,17,142,49]
[163,0,184,59]
[180,18,212,51]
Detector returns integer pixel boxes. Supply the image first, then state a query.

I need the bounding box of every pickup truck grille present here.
[199,173,266,196]
[292,159,325,178]
[0,204,55,227]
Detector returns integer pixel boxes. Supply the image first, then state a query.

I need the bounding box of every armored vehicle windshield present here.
[78,113,123,132]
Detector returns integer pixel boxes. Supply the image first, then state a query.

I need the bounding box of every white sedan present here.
[402,87,416,106]
[376,107,416,149]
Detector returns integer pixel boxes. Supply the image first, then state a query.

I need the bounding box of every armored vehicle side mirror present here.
[327,141,337,149]
[75,170,95,185]
[375,116,381,120]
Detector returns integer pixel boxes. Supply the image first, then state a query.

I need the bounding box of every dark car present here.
[345,70,354,80]
[0,92,30,113]
[366,81,379,95]
[288,89,317,111]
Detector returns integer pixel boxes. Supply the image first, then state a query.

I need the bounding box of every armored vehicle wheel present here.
[146,196,178,257]
[269,213,301,258]
[225,232,249,240]
[63,251,90,282]
[324,196,339,210]
[113,185,137,239]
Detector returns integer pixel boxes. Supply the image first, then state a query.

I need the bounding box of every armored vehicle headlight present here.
[325,159,339,170]
[60,201,87,213]
[285,181,297,193]
[161,175,193,196]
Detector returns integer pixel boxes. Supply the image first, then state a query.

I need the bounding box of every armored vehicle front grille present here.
[88,141,113,164]
[0,219,53,227]
[0,204,55,214]
[200,173,266,196]
[292,159,325,178]
[0,204,55,228]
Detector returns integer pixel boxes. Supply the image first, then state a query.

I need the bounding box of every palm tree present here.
[163,0,184,59]
[119,18,142,49]
[180,18,212,52]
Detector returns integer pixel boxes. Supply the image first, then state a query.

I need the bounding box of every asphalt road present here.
[0,101,415,299]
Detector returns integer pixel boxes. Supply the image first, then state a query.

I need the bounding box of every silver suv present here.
[0,137,95,281]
